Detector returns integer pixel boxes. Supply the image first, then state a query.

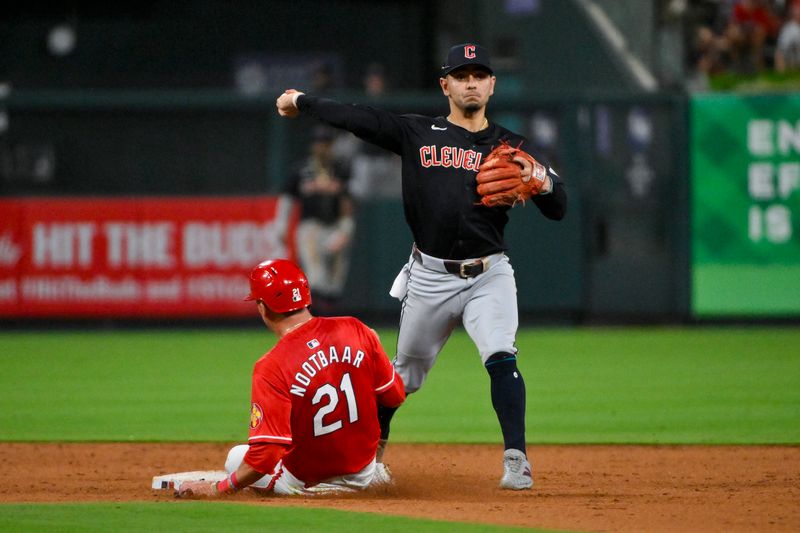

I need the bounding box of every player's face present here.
[440,66,495,113]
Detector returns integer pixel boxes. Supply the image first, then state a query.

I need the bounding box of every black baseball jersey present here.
[284,157,350,225]
[297,95,567,260]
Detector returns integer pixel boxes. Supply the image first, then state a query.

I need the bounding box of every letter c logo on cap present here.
[464,45,476,59]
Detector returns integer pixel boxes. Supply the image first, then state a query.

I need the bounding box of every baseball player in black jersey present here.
[276,43,567,490]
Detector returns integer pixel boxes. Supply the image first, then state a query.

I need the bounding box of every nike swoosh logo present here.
[431,125,448,131]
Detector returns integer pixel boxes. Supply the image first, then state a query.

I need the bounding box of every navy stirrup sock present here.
[377,404,398,440]
[485,352,527,454]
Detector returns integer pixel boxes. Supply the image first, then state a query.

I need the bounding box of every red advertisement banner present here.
[0,197,296,318]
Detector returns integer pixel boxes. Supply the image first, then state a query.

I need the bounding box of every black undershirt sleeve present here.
[297,95,405,154]
[516,139,568,221]
[532,182,567,220]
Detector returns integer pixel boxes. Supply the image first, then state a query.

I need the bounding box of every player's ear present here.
[489,75,496,96]
[439,77,450,96]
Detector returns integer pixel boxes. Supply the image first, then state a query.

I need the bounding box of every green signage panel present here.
[691,94,800,316]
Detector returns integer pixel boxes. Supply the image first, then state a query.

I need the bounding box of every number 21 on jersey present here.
[311,372,358,436]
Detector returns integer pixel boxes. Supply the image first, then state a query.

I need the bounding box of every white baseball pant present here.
[224,444,391,495]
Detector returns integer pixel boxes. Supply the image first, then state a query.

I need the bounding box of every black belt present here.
[412,245,490,279]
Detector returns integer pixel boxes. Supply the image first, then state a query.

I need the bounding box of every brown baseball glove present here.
[476,142,549,208]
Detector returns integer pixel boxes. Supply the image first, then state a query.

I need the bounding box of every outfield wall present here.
[690,94,800,318]
[1,91,798,321]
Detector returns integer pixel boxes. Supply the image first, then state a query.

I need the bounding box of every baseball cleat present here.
[499,449,532,490]
[371,462,394,486]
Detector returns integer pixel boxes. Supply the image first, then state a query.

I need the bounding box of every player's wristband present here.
[540,173,554,195]
[215,472,239,494]
[291,92,304,108]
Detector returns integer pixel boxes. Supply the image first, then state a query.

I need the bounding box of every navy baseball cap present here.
[441,43,493,76]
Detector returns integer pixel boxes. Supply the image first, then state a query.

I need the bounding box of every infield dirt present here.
[1,443,798,532]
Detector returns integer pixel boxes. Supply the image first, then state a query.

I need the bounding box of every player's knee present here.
[394,354,433,393]
[484,351,521,379]
[225,444,250,474]
[403,382,422,394]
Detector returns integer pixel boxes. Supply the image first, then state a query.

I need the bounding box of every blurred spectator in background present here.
[363,61,388,97]
[279,125,354,315]
[340,62,402,201]
[686,0,733,90]
[311,61,337,94]
[725,0,780,72]
[775,0,800,71]
[692,23,733,83]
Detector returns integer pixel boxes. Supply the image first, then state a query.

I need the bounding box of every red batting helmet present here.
[244,259,312,313]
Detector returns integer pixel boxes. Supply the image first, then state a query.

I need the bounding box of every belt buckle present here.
[459,259,483,278]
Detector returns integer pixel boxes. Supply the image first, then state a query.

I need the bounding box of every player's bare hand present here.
[276,89,304,118]
[512,155,533,183]
[512,154,552,192]
[175,480,218,498]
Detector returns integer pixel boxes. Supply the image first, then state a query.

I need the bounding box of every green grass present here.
[398,326,800,444]
[0,503,541,532]
[1,326,798,444]
[0,326,796,532]
[0,330,260,441]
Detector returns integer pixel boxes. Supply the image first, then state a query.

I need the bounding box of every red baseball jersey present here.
[247,316,402,484]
